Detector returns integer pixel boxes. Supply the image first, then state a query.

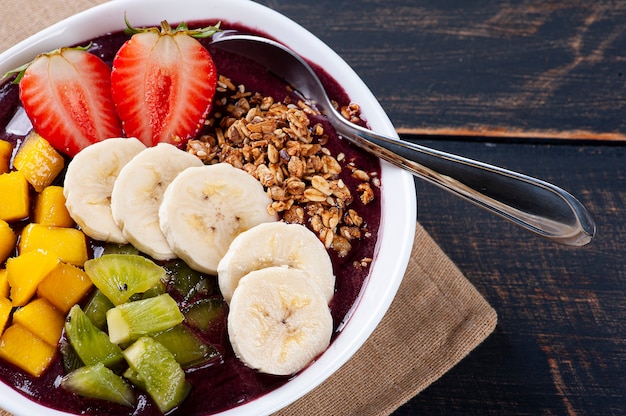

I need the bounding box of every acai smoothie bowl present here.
[0,0,416,415]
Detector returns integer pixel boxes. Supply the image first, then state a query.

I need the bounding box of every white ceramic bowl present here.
[0,0,416,414]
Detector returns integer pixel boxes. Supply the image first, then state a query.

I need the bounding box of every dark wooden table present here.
[256,1,626,414]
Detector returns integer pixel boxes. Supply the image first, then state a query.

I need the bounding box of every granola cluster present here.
[187,75,378,260]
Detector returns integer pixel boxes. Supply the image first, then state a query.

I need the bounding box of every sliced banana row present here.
[219,221,336,375]
[65,139,336,375]
[64,141,276,268]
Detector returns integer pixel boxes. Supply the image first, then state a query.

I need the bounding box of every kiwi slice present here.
[83,289,114,330]
[101,243,140,256]
[153,324,219,368]
[122,366,144,391]
[129,279,167,302]
[65,305,124,368]
[163,259,214,302]
[123,336,191,413]
[59,337,83,374]
[84,254,166,305]
[61,362,136,408]
[107,294,185,344]
[183,298,226,331]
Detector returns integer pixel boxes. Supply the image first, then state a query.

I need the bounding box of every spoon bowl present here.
[211,31,596,246]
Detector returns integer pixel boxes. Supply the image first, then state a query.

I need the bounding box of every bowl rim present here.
[0,1,417,415]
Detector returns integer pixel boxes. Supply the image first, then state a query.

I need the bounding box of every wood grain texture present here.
[258,0,626,140]
[396,138,625,415]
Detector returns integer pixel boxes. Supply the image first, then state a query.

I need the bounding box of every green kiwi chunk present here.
[153,324,219,368]
[83,289,114,330]
[122,366,145,391]
[129,278,167,301]
[163,259,214,302]
[183,298,226,331]
[59,337,83,374]
[84,254,166,305]
[65,305,124,368]
[61,362,136,407]
[101,243,140,256]
[123,336,191,413]
[107,294,185,344]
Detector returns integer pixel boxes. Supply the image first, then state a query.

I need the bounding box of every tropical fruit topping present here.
[0,12,382,416]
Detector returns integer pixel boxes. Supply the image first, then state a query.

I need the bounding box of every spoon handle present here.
[334,120,595,246]
[210,32,595,246]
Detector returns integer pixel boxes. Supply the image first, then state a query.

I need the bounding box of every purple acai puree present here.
[0,20,381,415]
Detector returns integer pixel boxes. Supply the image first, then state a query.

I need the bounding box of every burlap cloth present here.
[0,1,497,414]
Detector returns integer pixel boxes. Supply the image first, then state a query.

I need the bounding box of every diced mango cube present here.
[38,262,93,314]
[0,269,8,299]
[0,297,11,335]
[12,132,64,193]
[0,220,16,263]
[13,298,64,346]
[19,223,88,267]
[0,140,12,174]
[0,171,30,222]
[6,250,60,306]
[34,186,74,227]
[0,323,56,377]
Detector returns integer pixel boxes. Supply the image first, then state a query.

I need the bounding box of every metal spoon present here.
[210,32,596,246]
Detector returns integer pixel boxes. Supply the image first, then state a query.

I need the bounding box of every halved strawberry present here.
[16,47,123,157]
[111,20,220,147]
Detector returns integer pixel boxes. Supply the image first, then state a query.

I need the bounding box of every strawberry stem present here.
[123,14,221,39]
[182,22,223,39]
[2,43,92,84]
[2,62,30,84]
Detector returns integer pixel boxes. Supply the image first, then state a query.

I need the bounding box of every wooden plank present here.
[259,0,626,140]
[396,138,625,415]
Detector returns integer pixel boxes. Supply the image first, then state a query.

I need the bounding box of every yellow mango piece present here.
[0,220,16,263]
[0,323,56,377]
[6,250,60,306]
[0,269,9,299]
[0,171,30,222]
[13,298,64,346]
[0,140,12,174]
[12,132,64,193]
[38,262,93,314]
[19,223,88,267]
[0,297,11,335]
[34,186,74,227]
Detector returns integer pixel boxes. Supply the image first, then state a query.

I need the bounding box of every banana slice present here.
[217,222,335,304]
[110,143,203,260]
[228,266,333,376]
[64,137,146,244]
[159,163,277,274]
